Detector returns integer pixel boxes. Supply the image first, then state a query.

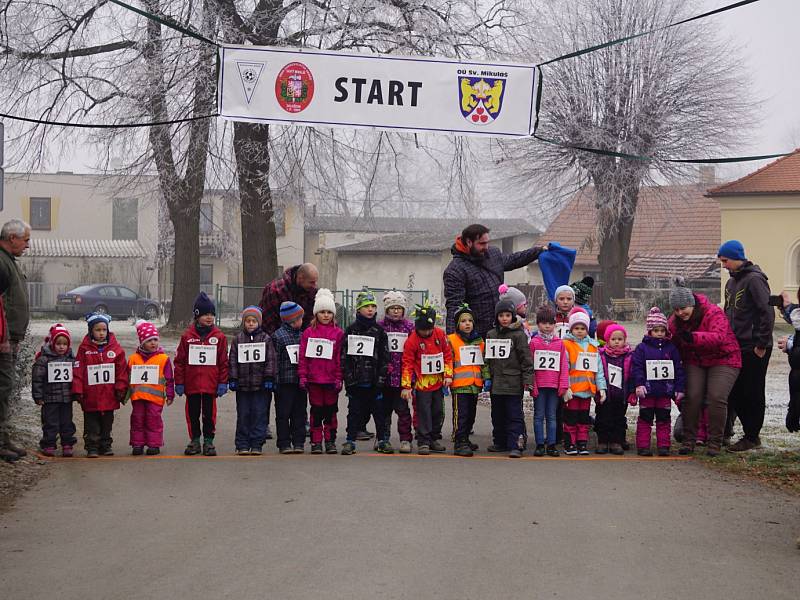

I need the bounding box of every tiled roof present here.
[540,185,720,268]
[306,216,541,236]
[707,149,800,195]
[27,239,149,258]
[625,255,719,280]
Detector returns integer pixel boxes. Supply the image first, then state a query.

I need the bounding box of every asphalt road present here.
[1,398,797,600]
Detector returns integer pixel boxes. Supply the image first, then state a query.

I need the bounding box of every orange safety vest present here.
[128,352,169,406]
[564,340,598,395]
[448,333,484,389]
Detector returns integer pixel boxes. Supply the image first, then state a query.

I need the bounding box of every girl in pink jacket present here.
[529,305,569,456]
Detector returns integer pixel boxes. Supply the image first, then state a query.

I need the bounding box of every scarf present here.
[356,313,377,327]
[603,343,631,358]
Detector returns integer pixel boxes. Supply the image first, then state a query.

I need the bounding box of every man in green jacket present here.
[0,219,31,462]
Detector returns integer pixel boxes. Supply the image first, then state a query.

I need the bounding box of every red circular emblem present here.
[275,62,315,113]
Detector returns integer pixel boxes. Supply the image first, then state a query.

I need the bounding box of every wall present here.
[335,252,445,297]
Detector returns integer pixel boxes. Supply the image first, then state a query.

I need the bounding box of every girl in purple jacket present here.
[597,323,633,455]
[631,308,686,456]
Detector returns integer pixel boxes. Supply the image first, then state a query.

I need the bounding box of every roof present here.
[625,255,719,280]
[26,239,149,259]
[707,149,800,196]
[306,216,541,236]
[541,185,720,269]
[334,229,530,254]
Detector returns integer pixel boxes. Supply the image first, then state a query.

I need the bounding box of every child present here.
[378,290,415,454]
[596,323,633,455]
[174,292,229,457]
[299,289,345,455]
[485,298,534,458]
[570,276,597,338]
[272,301,308,454]
[401,302,453,455]
[128,320,174,456]
[529,305,568,457]
[31,324,77,457]
[562,308,607,455]
[343,289,390,454]
[630,307,686,456]
[72,313,128,458]
[554,285,576,340]
[447,303,490,457]
[499,284,532,339]
[228,306,276,456]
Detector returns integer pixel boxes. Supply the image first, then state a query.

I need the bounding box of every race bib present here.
[386,332,408,353]
[347,335,375,357]
[485,338,512,360]
[555,323,570,339]
[646,360,675,381]
[608,364,623,389]
[459,345,484,366]
[534,350,560,372]
[576,352,597,372]
[286,344,300,365]
[47,362,73,383]
[130,364,159,385]
[306,338,334,360]
[238,342,266,364]
[87,364,115,386]
[189,344,217,366]
[421,352,444,375]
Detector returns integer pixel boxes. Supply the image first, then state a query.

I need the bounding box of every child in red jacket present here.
[174,292,229,456]
[72,313,128,458]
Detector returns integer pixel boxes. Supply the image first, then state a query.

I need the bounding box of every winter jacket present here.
[128,348,175,406]
[379,316,415,388]
[259,266,318,335]
[600,347,633,402]
[668,293,742,369]
[174,324,229,395]
[228,329,277,391]
[723,262,774,350]
[563,334,607,397]
[401,327,453,392]
[631,336,686,398]
[485,320,534,396]
[298,321,344,387]
[272,322,304,385]
[342,316,390,390]
[529,335,569,396]
[0,246,29,343]
[72,333,128,412]
[448,332,490,394]
[443,237,542,338]
[31,345,75,404]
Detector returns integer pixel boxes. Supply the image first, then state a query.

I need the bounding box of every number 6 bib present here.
[485,338,512,359]
[576,352,597,372]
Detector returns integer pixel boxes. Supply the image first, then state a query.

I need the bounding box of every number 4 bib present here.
[131,364,159,385]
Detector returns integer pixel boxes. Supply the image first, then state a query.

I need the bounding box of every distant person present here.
[259,264,319,335]
[776,290,800,434]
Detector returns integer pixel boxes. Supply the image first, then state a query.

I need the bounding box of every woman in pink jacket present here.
[668,279,741,457]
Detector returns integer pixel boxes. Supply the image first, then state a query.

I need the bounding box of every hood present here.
[564,332,597,347]
[451,236,485,264]
[733,261,768,282]
[497,319,522,333]
[641,335,671,347]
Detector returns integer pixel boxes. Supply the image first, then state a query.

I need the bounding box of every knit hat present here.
[535,304,556,324]
[603,323,628,343]
[47,323,71,349]
[413,302,437,329]
[86,312,111,334]
[313,288,336,315]
[568,309,590,331]
[554,284,575,300]
[383,290,408,313]
[280,301,304,323]
[193,291,216,317]
[718,240,746,261]
[669,277,696,310]
[135,319,159,346]
[355,289,378,311]
[596,320,616,343]
[646,306,669,332]
[570,276,594,306]
[454,303,474,324]
[498,284,527,310]
[495,298,516,318]
[241,305,263,325]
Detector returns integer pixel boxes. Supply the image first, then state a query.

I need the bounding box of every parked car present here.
[56,285,161,320]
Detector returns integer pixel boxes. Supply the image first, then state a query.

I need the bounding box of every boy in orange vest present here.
[128,320,174,455]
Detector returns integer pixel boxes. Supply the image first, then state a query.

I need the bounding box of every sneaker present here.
[265,425,273,440]
[86,448,99,458]
[546,445,560,457]
[341,441,357,455]
[99,447,114,456]
[184,439,201,456]
[454,443,473,457]
[564,444,578,455]
[533,445,545,457]
[131,446,144,456]
[311,443,323,454]
[637,448,653,457]
[355,431,374,441]
[728,437,759,453]
[202,442,217,457]
[293,445,305,454]
[236,448,251,456]
[41,447,57,457]
[429,440,446,453]
[487,444,508,453]
[146,447,160,456]
[61,445,73,458]
[595,443,609,455]
[279,446,293,455]
[399,440,412,454]
[657,447,670,457]
[678,443,694,456]
[509,448,522,458]
[417,445,430,455]
[706,443,721,457]
[609,443,624,456]
[377,441,395,454]
[577,442,589,455]
[325,441,337,454]
[249,446,262,456]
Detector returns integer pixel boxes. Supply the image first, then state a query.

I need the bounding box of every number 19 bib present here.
[421,353,444,375]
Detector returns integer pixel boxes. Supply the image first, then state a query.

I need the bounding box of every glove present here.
[216,383,228,397]
[627,394,638,407]
[598,390,606,404]
[263,379,274,391]
[443,377,453,387]
[675,392,685,406]
[228,380,238,392]
[115,390,127,405]
[175,385,185,396]
[680,331,693,344]
[787,397,800,433]
[635,385,647,399]
[482,379,492,392]
[563,389,573,402]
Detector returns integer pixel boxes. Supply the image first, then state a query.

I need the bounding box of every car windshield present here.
[68,285,94,294]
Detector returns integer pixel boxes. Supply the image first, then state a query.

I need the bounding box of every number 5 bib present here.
[189,345,217,366]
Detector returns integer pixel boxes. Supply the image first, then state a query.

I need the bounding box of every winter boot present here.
[429,440,446,453]
[99,447,114,456]
[184,439,201,456]
[341,441,357,455]
[609,443,624,456]
[657,447,670,457]
[509,448,522,458]
[564,443,578,456]
[454,441,473,457]
[637,447,653,457]
[533,444,545,457]
[146,447,161,456]
[249,446,262,456]
[546,444,560,457]
[595,442,609,455]
[325,441,337,454]
[399,440,412,454]
[311,443,323,454]
[131,446,144,456]
[61,445,74,458]
[377,441,395,454]
[577,441,589,455]
[279,446,293,455]
[41,447,57,457]
[86,448,99,458]
[417,445,430,455]
[202,438,217,456]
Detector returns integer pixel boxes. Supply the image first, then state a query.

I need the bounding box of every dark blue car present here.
[56,285,161,320]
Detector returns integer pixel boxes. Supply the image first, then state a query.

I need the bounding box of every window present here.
[200,202,213,234]
[117,286,138,299]
[199,263,214,295]
[97,286,118,297]
[112,198,138,240]
[29,197,51,230]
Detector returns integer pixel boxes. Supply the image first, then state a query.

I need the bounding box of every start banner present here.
[217,45,537,138]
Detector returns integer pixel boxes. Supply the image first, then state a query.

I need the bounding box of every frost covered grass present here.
[696,451,800,495]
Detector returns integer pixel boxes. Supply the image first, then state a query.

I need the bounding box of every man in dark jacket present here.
[443,224,547,339]
[719,240,775,452]
[259,264,319,335]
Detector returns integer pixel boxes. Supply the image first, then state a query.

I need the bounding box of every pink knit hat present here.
[603,323,628,343]
[568,309,590,330]
[646,307,668,332]
[135,319,159,346]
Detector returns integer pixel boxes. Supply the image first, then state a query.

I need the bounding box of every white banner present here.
[218,45,537,138]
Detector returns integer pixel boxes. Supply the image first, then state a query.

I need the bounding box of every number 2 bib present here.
[347,335,375,357]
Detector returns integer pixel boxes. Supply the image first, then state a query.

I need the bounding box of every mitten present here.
[216,383,228,397]
[482,379,492,392]
[680,331,693,344]
[175,385,185,396]
[787,396,800,433]
[228,379,238,392]
[627,394,638,407]
[263,379,274,391]
[563,389,573,402]
[635,385,647,399]
[401,388,413,401]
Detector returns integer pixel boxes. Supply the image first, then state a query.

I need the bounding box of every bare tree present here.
[499,0,754,301]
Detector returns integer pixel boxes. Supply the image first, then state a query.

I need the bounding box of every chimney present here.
[698,165,716,187]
